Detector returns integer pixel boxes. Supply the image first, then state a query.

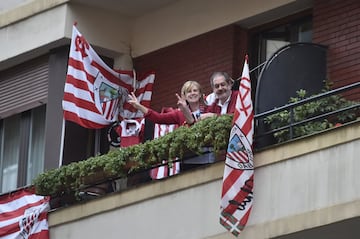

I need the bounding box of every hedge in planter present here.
[32,114,233,197]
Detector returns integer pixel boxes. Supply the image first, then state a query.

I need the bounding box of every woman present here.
[128,81,206,126]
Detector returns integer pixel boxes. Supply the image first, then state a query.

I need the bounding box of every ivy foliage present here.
[33,115,232,197]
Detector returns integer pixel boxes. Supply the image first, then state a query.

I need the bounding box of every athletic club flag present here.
[220,55,254,237]
[62,24,155,129]
[0,188,50,239]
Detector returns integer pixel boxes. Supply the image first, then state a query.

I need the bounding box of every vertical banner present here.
[220,55,254,237]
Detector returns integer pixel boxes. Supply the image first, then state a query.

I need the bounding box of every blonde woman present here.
[128,81,206,126]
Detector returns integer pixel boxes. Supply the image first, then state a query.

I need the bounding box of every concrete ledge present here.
[49,161,224,226]
[0,0,68,27]
[209,199,360,239]
[255,120,360,168]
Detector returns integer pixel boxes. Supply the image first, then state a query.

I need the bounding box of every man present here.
[205,71,237,115]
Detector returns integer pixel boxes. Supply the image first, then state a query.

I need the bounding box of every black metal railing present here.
[254,82,360,148]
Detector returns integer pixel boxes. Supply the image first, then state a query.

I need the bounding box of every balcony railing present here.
[254,82,360,149]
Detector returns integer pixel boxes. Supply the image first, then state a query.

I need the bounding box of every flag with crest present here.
[62,24,154,129]
[220,55,254,237]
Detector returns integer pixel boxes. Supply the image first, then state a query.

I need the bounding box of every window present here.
[0,105,46,193]
[251,16,313,78]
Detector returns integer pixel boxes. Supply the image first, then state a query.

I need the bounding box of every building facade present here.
[0,0,359,238]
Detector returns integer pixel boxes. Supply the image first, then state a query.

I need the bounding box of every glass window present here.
[252,16,313,76]
[27,105,46,184]
[0,105,46,193]
[0,114,20,192]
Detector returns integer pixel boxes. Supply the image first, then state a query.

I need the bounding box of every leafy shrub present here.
[264,88,358,143]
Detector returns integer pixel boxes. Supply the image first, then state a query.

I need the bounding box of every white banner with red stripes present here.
[150,108,180,179]
[220,55,254,237]
[0,188,50,239]
[62,24,155,129]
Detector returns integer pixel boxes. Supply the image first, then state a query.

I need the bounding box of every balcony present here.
[43,82,359,239]
[47,120,360,239]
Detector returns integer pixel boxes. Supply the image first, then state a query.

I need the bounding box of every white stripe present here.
[0,194,49,237]
[0,195,44,213]
[137,90,153,102]
[30,217,49,234]
[64,83,93,102]
[138,74,155,87]
[67,65,93,82]
[156,164,167,179]
[1,231,19,239]
[62,101,113,124]
[221,169,253,209]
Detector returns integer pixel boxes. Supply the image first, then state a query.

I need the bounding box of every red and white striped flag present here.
[115,71,155,147]
[0,188,50,239]
[119,71,155,120]
[150,108,180,179]
[220,55,254,237]
[63,25,155,129]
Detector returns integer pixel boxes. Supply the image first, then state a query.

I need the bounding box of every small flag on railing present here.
[220,55,254,237]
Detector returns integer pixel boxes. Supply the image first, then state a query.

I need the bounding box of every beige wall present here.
[0,0,311,69]
[130,0,298,57]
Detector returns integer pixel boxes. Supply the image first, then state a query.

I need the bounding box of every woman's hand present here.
[127,92,148,114]
[127,92,139,105]
[176,93,195,125]
[176,93,187,110]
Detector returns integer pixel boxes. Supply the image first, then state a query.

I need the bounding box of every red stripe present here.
[135,84,154,95]
[91,61,132,91]
[223,174,254,215]
[104,98,118,120]
[65,74,92,92]
[0,199,48,221]
[241,113,254,136]
[63,111,106,129]
[0,188,36,204]
[0,221,19,237]
[239,207,252,226]
[68,58,96,85]
[63,93,98,112]
[227,151,247,163]
[221,169,244,197]
[28,229,49,239]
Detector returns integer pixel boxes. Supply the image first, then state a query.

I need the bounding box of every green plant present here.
[264,87,358,143]
[32,114,232,197]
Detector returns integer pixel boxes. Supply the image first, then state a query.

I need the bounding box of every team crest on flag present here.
[226,124,254,170]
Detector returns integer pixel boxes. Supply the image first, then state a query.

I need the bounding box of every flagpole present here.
[59,118,65,167]
[132,69,137,91]
[232,61,266,82]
